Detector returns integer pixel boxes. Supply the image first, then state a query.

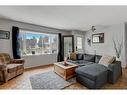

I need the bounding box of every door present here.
[63,35,74,58]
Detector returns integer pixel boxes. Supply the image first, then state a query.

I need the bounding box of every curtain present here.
[12,26,21,59]
[57,33,63,62]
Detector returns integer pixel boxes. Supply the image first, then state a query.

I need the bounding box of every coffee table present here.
[54,62,78,80]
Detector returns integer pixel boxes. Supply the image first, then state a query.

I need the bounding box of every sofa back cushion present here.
[99,55,115,67]
[0,53,11,64]
[70,52,77,60]
[77,54,84,60]
[84,54,95,62]
[95,55,102,63]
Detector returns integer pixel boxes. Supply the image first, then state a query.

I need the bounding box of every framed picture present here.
[0,30,10,39]
[92,33,104,44]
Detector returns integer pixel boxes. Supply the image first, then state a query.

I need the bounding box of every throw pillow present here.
[69,52,77,60]
[77,54,83,60]
[99,55,115,67]
[84,54,95,62]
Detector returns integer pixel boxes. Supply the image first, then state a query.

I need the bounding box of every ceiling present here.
[0,6,127,31]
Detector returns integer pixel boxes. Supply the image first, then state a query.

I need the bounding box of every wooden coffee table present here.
[54,62,78,80]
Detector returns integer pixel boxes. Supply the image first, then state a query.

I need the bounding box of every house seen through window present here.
[18,30,58,56]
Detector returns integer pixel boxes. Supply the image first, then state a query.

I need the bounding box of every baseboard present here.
[24,64,54,71]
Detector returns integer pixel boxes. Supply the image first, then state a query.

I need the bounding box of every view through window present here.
[18,30,58,56]
[77,37,83,50]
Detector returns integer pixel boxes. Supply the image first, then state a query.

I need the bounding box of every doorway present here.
[63,35,74,58]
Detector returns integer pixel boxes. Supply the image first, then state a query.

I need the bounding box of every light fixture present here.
[91,26,96,32]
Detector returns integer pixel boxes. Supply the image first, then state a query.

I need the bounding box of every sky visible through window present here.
[25,33,49,42]
[19,30,58,56]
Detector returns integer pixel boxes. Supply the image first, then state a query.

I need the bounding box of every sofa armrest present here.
[11,59,25,64]
[108,61,122,84]
[0,64,6,70]
[0,64,8,82]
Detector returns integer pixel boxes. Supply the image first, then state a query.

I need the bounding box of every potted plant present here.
[113,38,123,60]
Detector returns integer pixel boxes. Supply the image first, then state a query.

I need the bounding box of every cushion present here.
[7,64,17,73]
[7,64,23,73]
[99,55,115,67]
[84,54,95,62]
[16,64,24,69]
[75,64,108,81]
[77,54,83,60]
[77,60,94,64]
[95,55,102,63]
[70,52,77,60]
[0,53,11,64]
[67,60,95,67]
[77,60,95,67]
[78,62,95,67]
[67,60,78,64]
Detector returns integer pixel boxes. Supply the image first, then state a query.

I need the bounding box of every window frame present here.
[19,29,58,56]
[76,36,83,50]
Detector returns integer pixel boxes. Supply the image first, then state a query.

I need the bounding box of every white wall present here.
[0,19,70,68]
[124,23,127,68]
[84,23,126,68]
[23,54,58,68]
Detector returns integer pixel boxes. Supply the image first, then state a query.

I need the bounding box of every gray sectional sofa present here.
[67,53,122,88]
[76,63,108,89]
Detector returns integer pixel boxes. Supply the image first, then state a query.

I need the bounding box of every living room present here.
[0,5,127,92]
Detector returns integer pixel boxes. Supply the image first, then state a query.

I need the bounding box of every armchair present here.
[0,53,25,83]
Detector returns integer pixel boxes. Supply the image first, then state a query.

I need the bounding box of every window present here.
[77,37,83,50]
[18,30,58,56]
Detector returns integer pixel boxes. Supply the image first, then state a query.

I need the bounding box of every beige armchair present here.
[0,53,25,83]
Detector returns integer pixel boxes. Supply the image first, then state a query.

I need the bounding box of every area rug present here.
[29,71,76,89]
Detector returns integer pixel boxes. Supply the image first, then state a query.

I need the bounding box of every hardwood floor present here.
[0,65,127,89]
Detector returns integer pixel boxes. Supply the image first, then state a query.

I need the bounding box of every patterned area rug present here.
[29,71,76,89]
